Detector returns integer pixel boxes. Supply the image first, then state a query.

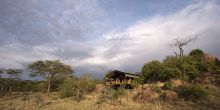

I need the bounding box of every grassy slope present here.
[0,74,219,110]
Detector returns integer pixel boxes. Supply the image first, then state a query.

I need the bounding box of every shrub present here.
[97,88,125,104]
[141,60,164,82]
[177,84,209,101]
[189,49,204,57]
[58,80,75,98]
[206,61,220,74]
[151,85,163,94]
[184,64,200,81]
[58,74,97,101]
[160,67,181,81]
[163,81,173,90]
[131,78,144,88]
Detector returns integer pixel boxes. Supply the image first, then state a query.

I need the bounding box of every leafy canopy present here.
[141,60,164,82]
[28,60,73,79]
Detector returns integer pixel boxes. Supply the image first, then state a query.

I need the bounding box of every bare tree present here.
[170,37,197,57]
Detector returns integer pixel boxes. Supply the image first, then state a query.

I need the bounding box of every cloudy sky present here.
[0,0,220,78]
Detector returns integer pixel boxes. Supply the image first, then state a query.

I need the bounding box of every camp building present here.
[105,70,140,88]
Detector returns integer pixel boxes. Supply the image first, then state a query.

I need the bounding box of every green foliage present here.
[28,60,74,79]
[0,78,48,96]
[58,74,97,101]
[163,56,179,68]
[206,61,220,74]
[140,48,219,83]
[177,84,209,101]
[189,49,206,72]
[189,49,204,57]
[161,67,181,81]
[97,88,125,104]
[0,69,3,78]
[151,85,163,94]
[0,69,4,74]
[185,64,200,80]
[5,69,23,78]
[131,78,144,88]
[28,60,74,93]
[141,60,164,82]
[163,81,173,90]
[58,79,76,98]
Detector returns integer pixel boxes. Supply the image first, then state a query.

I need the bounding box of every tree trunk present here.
[173,51,178,57]
[180,48,183,56]
[178,46,181,57]
[9,87,12,95]
[76,89,80,102]
[47,79,51,95]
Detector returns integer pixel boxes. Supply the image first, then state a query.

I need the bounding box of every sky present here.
[0,0,220,79]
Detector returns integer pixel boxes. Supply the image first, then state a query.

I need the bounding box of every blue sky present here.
[0,0,220,78]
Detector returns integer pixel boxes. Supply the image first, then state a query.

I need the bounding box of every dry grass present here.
[0,92,170,110]
[0,80,219,110]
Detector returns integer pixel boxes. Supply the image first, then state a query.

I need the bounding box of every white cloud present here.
[79,0,220,73]
[0,0,219,78]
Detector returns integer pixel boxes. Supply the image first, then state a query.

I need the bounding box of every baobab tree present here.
[170,37,197,57]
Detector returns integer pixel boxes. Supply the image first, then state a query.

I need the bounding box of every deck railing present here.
[106,78,132,85]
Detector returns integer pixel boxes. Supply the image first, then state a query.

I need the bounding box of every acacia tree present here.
[6,69,23,79]
[171,37,197,57]
[28,60,74,94]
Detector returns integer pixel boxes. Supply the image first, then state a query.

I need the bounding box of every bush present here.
[177,84,209,101]
[151,85,163,94]
[206,61,220,74]
[131,78,144,88]
[160,67,181,81]
[58,80,76,98]
[97,88,125,104]
[184,64,200,81]
[163,81,173,90]
[141,60,164,82]
[189,49,204,57]
[58,74,97,101]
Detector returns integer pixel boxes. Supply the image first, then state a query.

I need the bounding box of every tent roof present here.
[106,70,140,79]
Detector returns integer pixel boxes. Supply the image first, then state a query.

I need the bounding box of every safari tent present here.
[105,70,140,88]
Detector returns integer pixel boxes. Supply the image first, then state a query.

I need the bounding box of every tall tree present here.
[170,37,197,57]
[28,60,74,94]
